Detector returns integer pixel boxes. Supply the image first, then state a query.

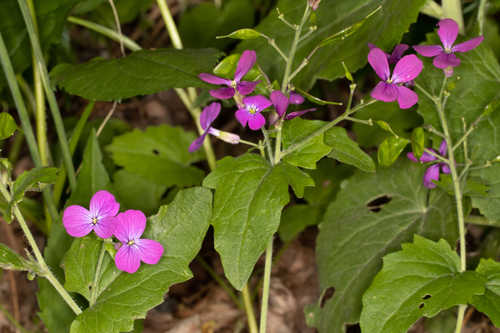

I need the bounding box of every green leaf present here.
[377,136,409,167]
[11,167,58,203]
[217,28,261,40]
[236,0,427,89]
[0,112,17,139]
[51,48,223,101]
[325,127,375,172]
[0,243,35,271]
[107,125,204,188]
[472,259,500,327]
[282,118,332,169]
[411,127,425,159]
[203,154,313,289]
[360,236,485,333]
[69,187,212,333]
[310,160,458,333]
[278,204,321,242]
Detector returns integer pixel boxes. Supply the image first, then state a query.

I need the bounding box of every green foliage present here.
[69,187,212,333]
[51,48,223,101]
[377,136,409,167]
[360,236,485,333]
[0,112,17,139]
[411,127,425,159]
[310,160,458,332]
[0,243,35,271]
[203,154,313,289]
[236,0,427,88]
[325,127,375,172]
[278,204,321,242]
[472,259,500,327]
[218,28,261,40]
[107,125,204,188]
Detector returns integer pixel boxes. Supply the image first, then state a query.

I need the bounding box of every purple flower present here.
[114,210,164,274]
[189,102,240,152]
[368,47,423,109]
[413,19,483,77]
[308,0,321,10]
[235,95,272,130]
[270,90,316,120]
[368,43,409,64]
[407,140,450,189]
[199,50,259,100]
[63,190,119,238]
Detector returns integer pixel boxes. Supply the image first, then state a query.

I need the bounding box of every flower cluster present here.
[63,190,163,273]
[407,140,450,189]
[368,18,483,109]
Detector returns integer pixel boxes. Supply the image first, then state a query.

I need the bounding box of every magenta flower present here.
[407,140,450,189]
[308,0,321,10]
[63,190,119,238]
[368,43,409,64]
[189,102,240,152]
[270,90,316,120]
[199,50,259,100]
[113,210,164,274]
[368,47,423,109]
[235,95,272,130]
[413,19,483,77]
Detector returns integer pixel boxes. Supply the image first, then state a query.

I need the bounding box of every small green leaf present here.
[360,236,485,333]
[295,87,342,106]
[325,127,375,172]
[0,243,35,271]
[376,120,397,136]
[217,28,261,40]
[51,48,223,101]
[411,127,425,159]
[213,54,239,77]
[472,259,500,327]
[0,112,17,140]
[341,62,353,82]
[377,136,409,167]
[203,154,313,289]
[107,125,204,188]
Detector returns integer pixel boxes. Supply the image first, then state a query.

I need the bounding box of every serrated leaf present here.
[472,259,500,327]
[69,187,212,333]
[0,243,35,271]
[282,118,332,169]
[236,0,427,89]
[51,48,223,101]
[325,127,375,172]
[203,154,313,289]
[0,112,17,139]
[311,160,458,333]
[377,136,409,167]
[360,236,485,333]
[107,125,204,188]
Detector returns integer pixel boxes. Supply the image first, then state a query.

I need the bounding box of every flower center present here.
[386,78,393,84]
[231,80,237,88]
[444,47,452,54]
[127,239,135,246]
[248,106,257,114]
[91,217,98,225]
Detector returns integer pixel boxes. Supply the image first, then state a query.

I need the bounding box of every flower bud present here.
[208,128,240,144]
[308,0,321,10]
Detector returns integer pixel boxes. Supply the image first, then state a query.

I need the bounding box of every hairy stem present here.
[89,242,106,306]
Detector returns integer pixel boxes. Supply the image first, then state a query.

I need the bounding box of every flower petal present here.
[209,87,235,100]
[437,18,459,49]
[199,73,231,86]
[444,67,454,78]
[407,152,418,162]
[243,95,272,112]
[270,91,289,117]
[396,85,419,109]
[388,44,409,64]
[234,50,256,82]
[419,150,438,163]
[423,164,441,189]
[441,163,451,174]
[63,205,93,237]
[453,36,484,53]
[433,52,460,69]
[368,48,390,81]
[237,81,259,96]
[289,92,304,105]
[285,108,317,120]
[189,131,209,153]
[392,55,423,84]
[115,245,141,274]
[200,102,221,130]
[136,239,164,265]
[248,113,266,130]
[90,190,120,219]
[113,210,146,243]
[93,216,116,239]
[413,44,443,57]
[235,109,250,127]
[439,140,448,156]
[371,82,398,102]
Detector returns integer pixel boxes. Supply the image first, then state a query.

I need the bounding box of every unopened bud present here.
[209,128,240,145]
[308,0,321,10]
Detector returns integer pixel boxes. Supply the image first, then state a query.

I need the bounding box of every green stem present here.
[442,0,464,34]
[259,238,273,333]
[197,258,242,309]
[239,139,260,148]
[454,305,466,333]
[0,33,58,222]
[156,0,183,49]
[466,215,500,227]
[17,0,77,191]
[242,285,258,333]
[477,0,486,35]
[89,242,106,306]
[0,181,81,315]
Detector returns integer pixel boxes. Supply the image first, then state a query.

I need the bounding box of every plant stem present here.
[259,238,273,333]
[442,0,464,34]
[17,0,77,191]
[107,0,125,55]
[89,242,106,306]
[242,285,258,333]
[0,181,81,315]
[477,0,486,35]
[156,0,183,49]
[455,305,466,333]
[0,33,58,222]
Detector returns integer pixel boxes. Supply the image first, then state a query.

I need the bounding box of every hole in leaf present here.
[422,294,432,300]
[152,149,160,155]
[419,303,425,309]
[345,324,361,333]
[366,195,392,213]
[320,287,335,308]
